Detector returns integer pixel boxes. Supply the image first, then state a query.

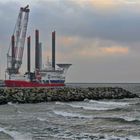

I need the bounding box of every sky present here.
[0,0,140,82]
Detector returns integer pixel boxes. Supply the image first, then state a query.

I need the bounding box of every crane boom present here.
[7,5,30,75]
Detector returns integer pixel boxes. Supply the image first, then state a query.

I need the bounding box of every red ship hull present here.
[5,80,65,87]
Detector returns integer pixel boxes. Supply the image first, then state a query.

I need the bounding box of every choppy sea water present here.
[0,83,140,140]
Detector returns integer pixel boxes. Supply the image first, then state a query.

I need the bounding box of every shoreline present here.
[0,87,139,105]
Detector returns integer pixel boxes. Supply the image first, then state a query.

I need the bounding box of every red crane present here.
[7,5,30,76]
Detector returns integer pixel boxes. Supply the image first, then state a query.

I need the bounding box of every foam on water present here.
[36,117,47,121]
[92,114,140,124]
[122,116,140,122]
[53,110,140,123]
[67,102,125,111]
[0,127,32,140]
[69,104,113,110]
[53,110,92,119]
[55,102,115,110]
[89,100,129,106]
[7,102,18,107]
[48,131,140,140]
[7,102,21,113]
[55,102,65,105]
[128,136,140,140]
[7,102,13,105]
[55,100,129,111]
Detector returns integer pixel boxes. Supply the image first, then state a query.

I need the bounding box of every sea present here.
[0,83,140,140]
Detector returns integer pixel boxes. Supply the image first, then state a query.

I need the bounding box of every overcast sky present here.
[1,0,140,82]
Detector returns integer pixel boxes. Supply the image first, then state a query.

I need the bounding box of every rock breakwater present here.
[0,87,139,105]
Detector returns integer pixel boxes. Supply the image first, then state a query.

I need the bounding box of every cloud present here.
[58,36,79,47]
[78,45,129,58]
[74,0,140,8]
[74,0,119,8]
[123,0,140,4]
[29,0,140,44]
[52,36,130,60]
[100,46,129,54]
[85,0,120,9]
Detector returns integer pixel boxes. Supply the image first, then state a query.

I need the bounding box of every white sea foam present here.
[56,102,116,110]
[7,102,13,105]
[128,136,140,140]
[17,110,22,113]
[55,100,129,111]
[0,127,32,140]
[69,104,113,111]
[8,102,19,108]
[89,100,129,106]
[55,102,65,105]
[36,117,46,121]
[121,116,140,122]
[94,114,140,123]
[68,102,122,110]
[52,131,140,140]
[53,110,92,119]
[123,116,136,121]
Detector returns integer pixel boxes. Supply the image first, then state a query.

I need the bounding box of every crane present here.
[7,5,30,76]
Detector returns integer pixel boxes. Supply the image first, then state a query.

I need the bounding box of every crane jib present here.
[7,5,30,75]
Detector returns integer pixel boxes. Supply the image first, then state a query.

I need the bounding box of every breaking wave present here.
[36,117,47,121]
[55,102,65,106]
[0,127,32,140]
[55,100,130,111]
[68,104,114,111]
[53,110,140,123]
[94,116,140,124]
[53,110,92,119]
[89,100,129,106]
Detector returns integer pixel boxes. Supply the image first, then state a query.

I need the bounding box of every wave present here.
[67,102,127,111]
[127,136,140,140]
[105,135,140,140]
[69,104,115,111]
[36,117,47,121]
[0,127,32,140]
[7,102,13,105]
[107,107,124,111]
[53,110,92,119]
[55,102,119,111]
[8,102,18,107]
[7,102,22,114]
[46,131,140,140]
[89,100,129,106]
[134,102,140,106]
[7,102,20,110]
[56,100,129,106]
[94,116,140,123]
[55,102,65,106]
[55,100,130,111]
[122,116,140,122]
[53,109,140,123]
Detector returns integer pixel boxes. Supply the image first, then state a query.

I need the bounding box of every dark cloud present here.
[0,2,20,40]
[1,1,140,46]
[29,1,140,44]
